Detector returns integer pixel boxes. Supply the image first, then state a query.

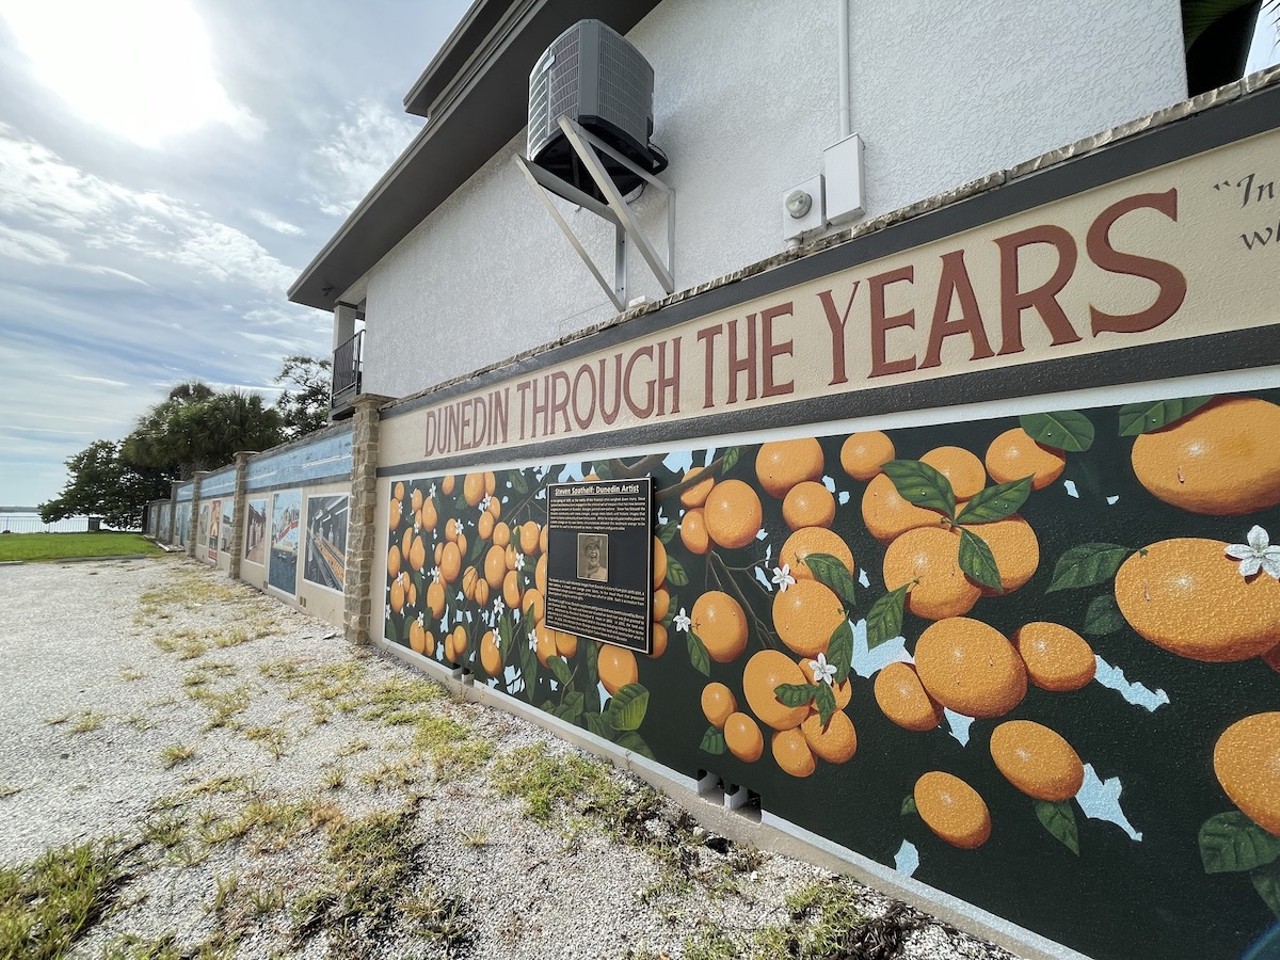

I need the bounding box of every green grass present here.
[0,532,161,563]
[0,839,131,959]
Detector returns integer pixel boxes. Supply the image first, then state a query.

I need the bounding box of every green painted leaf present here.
[593,461,614,479]
[585,636,600,686]
[774,683,819,708]
[1047,543,1132,592]
[881,460,956,517]
[955,477,1033,525]
[721,446,741,474]
[815,682,837,727]
[1118,396,1213,435]
[958,527,1003,592]
[605,683,650,732]
[584,713,608,738]
[468,535,485,564]
[1252,861,1280,916]
[662,600,675,629]
[806,553,856,607]
[1199,812,1280,874]
[901,796,917,817]
[657,520,678,545]
[827,620,854,684]
[548,656,572,686]
[497,610,513,655]
[511,471,529,494]
[614,731,656,761]
[700,726,727,755]
[585,679,601,715]
[1035,800,1080,855]
[665,556,689,587]
[1019,411,1095,452]
[687,630,711,677]
[1083,594,1126,636]
[866,586,909,650]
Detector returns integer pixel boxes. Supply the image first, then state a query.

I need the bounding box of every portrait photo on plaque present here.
[577,533,609,581]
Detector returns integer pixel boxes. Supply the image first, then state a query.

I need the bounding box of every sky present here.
[0,0,471,507]
[0,4,1276,510]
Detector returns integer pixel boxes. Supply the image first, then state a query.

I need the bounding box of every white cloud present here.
[0,124,297,292]
[306,99,421,218]
[63,374,129,387]
[0,224,70,264]
[248,209,305,237]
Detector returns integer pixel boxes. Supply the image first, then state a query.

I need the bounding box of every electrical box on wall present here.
[781,174,824,241]
[823,133,865,225]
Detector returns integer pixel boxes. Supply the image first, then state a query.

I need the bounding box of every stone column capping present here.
[187,471,209,559]
[343,394,395,645]
[228,451,255,580]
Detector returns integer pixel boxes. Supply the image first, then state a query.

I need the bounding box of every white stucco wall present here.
[363,0,1186,401]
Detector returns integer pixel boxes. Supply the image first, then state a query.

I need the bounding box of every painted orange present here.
[874,661,943,732]
[840,431,895,481]
[800,657,851,709]
[800,710,858,764]
[680,508,711,555]
[772,579,847,658]
[598,644,639,696]
[780,527,855,582]
[755,438,824,499]
[964,516,1040,594]
[782,481,837,530]
[1012,622,1096,691]
[772,727,817,777]
[1214,712,1280,836]
[862,473,948,543]
[920,446,987,500]
[1131,397,1280,515]
[691,591,748,663]
[653,537,668,589]
[985,428,1066,491]
[913,617,1027,719]
[882,527,981,620]
[989,720,1085,802]
[742,650,810,731]
[1115,539,1280,662]
[724,712,764,762]
[704,479,764,549]
[680,465,716,507]
[701,682,738,728]
[915,772,992,849]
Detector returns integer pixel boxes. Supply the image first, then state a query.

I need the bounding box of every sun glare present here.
[0,0,256,147]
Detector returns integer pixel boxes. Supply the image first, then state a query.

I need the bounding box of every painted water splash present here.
[850,618,910,679]
[1077,763,1142,841]
[1094,655,1170,711]
[944,709,974,747]
[893,839,920,876]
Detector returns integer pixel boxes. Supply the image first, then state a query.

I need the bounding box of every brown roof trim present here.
[289,0,661,312]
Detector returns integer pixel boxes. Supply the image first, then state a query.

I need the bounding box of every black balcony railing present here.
[331,329,363,413]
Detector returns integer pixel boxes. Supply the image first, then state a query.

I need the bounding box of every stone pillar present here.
[187,471,208,559]
[228,452,254,580]
[343,394,393,645]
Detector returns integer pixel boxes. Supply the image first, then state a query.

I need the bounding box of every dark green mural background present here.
[384,388,1280,960]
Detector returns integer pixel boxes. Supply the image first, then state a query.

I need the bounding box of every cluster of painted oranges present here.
[389,471,677,703]
[683,432,1103,848]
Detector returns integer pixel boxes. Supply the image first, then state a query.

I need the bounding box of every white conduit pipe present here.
[837,0,851,138]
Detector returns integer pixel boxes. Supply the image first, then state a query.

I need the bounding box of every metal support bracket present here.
[515,116,674,312]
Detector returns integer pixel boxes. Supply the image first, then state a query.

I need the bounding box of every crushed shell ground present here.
[0,555,1021,960]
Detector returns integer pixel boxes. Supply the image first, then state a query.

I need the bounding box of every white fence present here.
[0,513,93,534]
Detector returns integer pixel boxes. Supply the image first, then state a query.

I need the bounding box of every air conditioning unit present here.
[527,19,667,201]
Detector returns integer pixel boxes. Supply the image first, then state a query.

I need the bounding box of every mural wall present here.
[244,498,267,566]
[268,491,301,595]
[304,494,348,592]
[176,503,190,548]
[384,388,1280,960]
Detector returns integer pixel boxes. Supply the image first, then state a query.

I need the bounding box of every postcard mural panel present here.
[207,499,222,561]
[221,501,233,554]
[177,503,191,547]
[198,503,211,559]
[244,498,267,566]
[158,505,171,542]
[268,492,301,595]
[384,387,1280,960]
[304,494,349,593]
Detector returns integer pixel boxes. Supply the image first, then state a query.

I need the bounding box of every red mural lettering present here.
[727,316,758,404]
[759,302,795,398]
[697,323,722,409]
[818,282,859,385]
[994,224,1081,355]
[868,265,916,378]
[920,250,994,369]
[624,346,656,418]
[1087,188,1187,335]
[570,363,596,430]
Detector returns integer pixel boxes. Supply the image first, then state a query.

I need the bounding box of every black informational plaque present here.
[544,477,653,654]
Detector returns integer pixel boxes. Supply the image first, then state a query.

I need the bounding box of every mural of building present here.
[134,6,1280,959]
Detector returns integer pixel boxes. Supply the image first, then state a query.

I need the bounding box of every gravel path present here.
[0,556,1021,960]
